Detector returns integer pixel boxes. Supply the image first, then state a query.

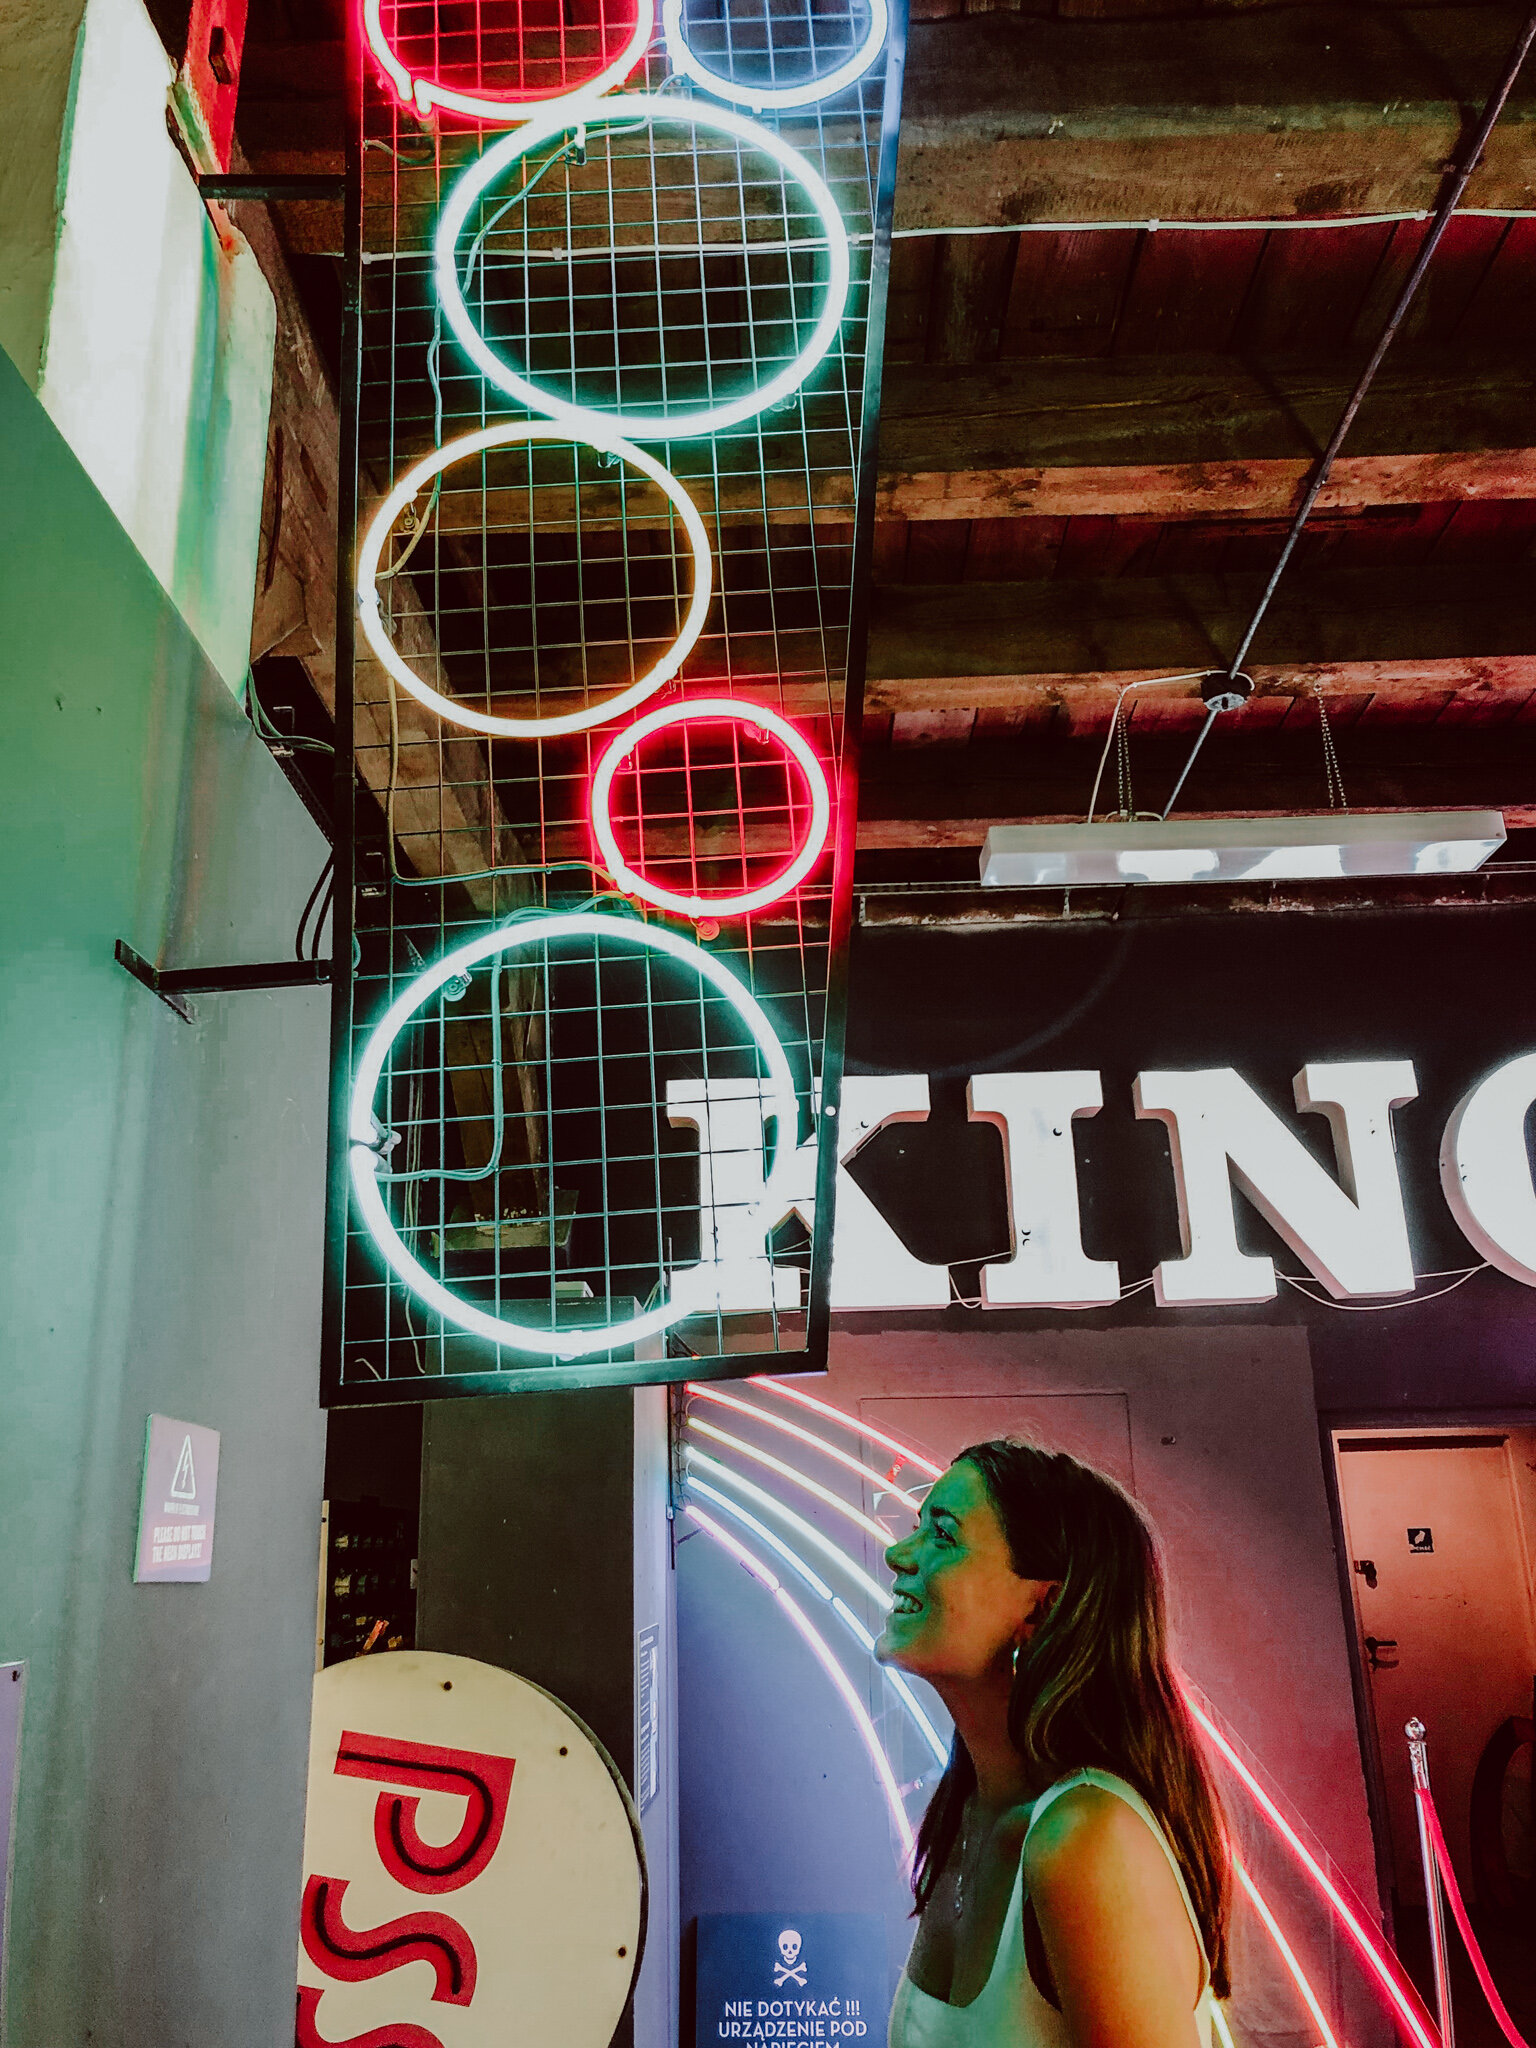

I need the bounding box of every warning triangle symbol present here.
[170,1435,197,1501]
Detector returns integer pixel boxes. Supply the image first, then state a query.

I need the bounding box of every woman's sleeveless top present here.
[888,1769,1217,2048]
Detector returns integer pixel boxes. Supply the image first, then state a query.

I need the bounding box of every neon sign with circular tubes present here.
[362,0,655,124]
[590,698,831,919]
[349,912,800,1360]
[435,97,851,442]
[661,0,888,112]
[356,423,712,740]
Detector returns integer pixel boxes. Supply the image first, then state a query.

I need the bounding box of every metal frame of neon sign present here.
[356,423,712,739]
[590,698,831,919]
[349,912,800,1359]
[434,96,852,442]
[362,0,655,123]
[661,0,889,111]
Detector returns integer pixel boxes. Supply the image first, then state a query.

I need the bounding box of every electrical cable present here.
[295,854,335,962]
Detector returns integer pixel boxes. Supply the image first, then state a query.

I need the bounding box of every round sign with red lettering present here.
[298,1651,644,2047]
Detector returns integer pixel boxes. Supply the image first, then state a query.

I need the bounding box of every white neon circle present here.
[591,697,831,918]
[349,912,801,1360]
[356,423,712,739]
[661,0,887,111]
[434,96,851,441]
[363,0,655,124]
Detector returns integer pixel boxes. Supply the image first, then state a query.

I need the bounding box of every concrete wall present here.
[0,348,330,2043]
[0,0,275,694]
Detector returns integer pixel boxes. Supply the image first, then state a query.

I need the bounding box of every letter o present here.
[1441,1052,1536,1283]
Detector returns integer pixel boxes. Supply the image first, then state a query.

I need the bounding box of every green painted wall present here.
[0,347,329,2044]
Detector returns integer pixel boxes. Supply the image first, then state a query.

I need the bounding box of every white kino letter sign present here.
[667,1075,949,1313]
[1134,1062,1419,1305]
[1440,1052,1536,1284]
[968,1073,1119,1308]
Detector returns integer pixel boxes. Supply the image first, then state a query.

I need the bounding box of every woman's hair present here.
[911,1438,1231,1998]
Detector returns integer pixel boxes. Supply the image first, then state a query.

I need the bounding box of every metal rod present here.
[158,961,332,993]
[319,16,364,1402]
[198,175,347,201]
[1225,8,1536,685]
[1160,703,1221,820]
[1407,1718,1456,2048]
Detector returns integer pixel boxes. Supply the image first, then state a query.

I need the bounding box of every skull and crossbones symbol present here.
[773,1930,807,1988]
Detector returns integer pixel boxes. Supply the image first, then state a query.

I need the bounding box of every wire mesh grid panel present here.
[328,0,901,1399]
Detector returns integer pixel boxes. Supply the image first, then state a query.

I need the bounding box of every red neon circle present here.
[590,698,831,920]
[363,0,653,124]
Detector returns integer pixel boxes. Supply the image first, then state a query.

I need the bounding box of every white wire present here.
[1086,675,1221,823]
[1279,1264,1489,1312]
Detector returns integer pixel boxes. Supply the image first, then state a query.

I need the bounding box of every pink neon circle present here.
[363,0,653,124]
[591,697,831,920]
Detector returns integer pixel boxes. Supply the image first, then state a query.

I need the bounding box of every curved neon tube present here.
[687,1416,894,1544]
[1182,1690,1439,2048]
[686,1502,914,1856]
[687,1382,921,1511]
[356,424,712,740]
[688,1472,948,1765]
[591,699,831,919]
[754,1377,945,1478]
[363,0,654,123]
[350,914,799,1359]
[683,1448,893,1609]
[661,0,887,111]
[435,98,851,442]
[1234,1859,1341,2048]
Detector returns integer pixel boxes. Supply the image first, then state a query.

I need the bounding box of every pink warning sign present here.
[134,1415,220,1584]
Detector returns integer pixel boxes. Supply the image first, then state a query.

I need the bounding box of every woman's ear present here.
[1018,1581,1063,1644]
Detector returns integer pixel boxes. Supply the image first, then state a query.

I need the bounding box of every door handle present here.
[1364,1636,1399,1671]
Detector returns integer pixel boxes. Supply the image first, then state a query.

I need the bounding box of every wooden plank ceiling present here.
[230,0,1536,886]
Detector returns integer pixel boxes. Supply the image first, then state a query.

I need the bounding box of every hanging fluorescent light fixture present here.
[979,812,1506,889]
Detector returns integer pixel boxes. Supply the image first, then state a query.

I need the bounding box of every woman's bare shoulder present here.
[1022,1785,1169,1891]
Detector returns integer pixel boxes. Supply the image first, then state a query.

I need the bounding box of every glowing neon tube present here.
[686,1502,914,1856]
[435,98,851,442]
[683,1449,894,1608]
[356,424,711,739]
[754,1377,945,1479]
[687,1382,921,1511]
[363,0,654,123]
[1182,1690,1439,2048]
[661,0,887,111]
[591,699,831,919]
[688,1472,948,1765]
[350,914,798,1359]
[1234,1859,1342,2048]
[686,1416,894,1544]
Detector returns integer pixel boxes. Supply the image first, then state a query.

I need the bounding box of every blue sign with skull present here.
[695,1913,889,2044]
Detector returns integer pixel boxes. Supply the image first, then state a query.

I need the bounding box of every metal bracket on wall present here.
[115,940,331,1023]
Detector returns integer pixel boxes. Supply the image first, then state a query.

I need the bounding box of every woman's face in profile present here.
[875,1460,1041,1684]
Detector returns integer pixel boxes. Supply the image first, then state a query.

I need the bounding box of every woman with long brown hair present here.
[879,1439,1230,2048]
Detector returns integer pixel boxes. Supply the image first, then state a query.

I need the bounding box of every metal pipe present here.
[1224,9,1536,686]
[198,175,347,201]
[1407,1717,1456,2048]
[1160,703,1221,820]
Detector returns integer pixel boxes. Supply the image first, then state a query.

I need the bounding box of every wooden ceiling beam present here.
[876,353,1536,522]
[863,564,1536,722]
[897,5,1536,230]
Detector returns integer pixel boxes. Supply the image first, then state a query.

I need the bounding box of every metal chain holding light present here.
[349,913,801,1359]
[589,697,832,918]
[660,0,888,110]
[435,96,851,442]
[356,423,713,739]
[363,0,656,123]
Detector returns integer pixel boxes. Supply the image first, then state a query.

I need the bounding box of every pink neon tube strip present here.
[1182,1691,1440,2048]
[1234,1858,1341,2048]
[686,1416,894,1544]
[687,1383,922,1512]
[685,1503,915,1856]
[754,1377,945,1479]
[1418,1786,1529,2048]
